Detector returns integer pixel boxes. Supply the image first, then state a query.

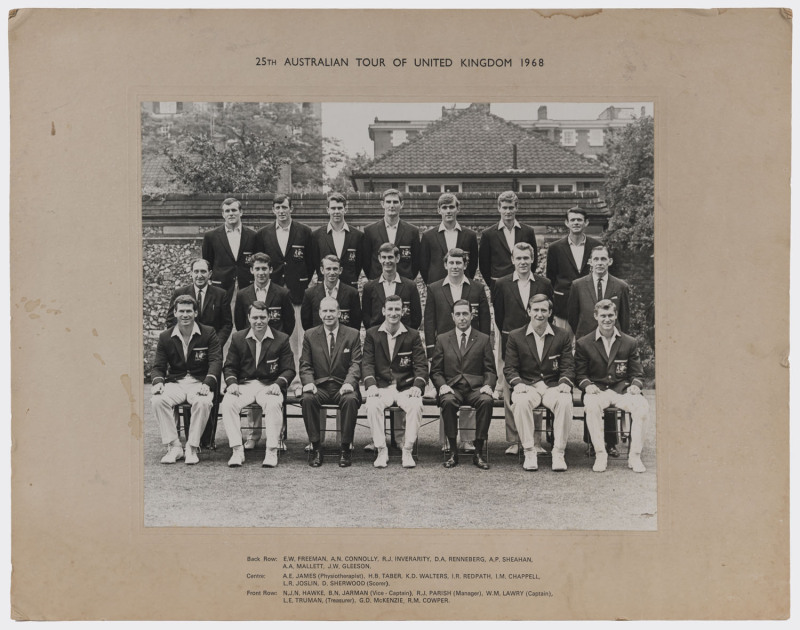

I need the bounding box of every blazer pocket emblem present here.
[346,248,357,263]
[614,360,627,377]
[470,303,479,317]
[402,301,411,317]
[266,358,278,374]
[268,307,282,321]
[400,245,411,259]
[192,347,208,362]
[339,310,350,324]
[397,352,411,368]
[243,252,254,264]
[292,246,305,260]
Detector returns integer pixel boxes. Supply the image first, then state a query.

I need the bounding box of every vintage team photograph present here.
[141,101,656,529]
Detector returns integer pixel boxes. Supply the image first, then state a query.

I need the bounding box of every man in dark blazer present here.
[361,243,422,330]
[166,258,233,347]
[545,206,603,329]
[419,193,479,285]
[492,242,554,455]
[504,294,574,472]
[478,190,539,290]
[575,299,650,473]
[151,295,222,465]
[219,301,296,468]
[363,295,429,469]
[256,193,315,377]
[567,245,630,339]
[166,257,233,450]
[201,197,259,301]
[233,253,295,338]
[300,297,363,468]
[310,192,364,289]
[430,300,496,470]
[301,255,362,332]
[362,188,421,281]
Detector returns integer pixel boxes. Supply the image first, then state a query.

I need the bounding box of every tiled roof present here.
[141,153,188,192]
[354,104,606,178]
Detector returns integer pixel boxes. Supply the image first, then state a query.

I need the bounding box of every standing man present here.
[362,243,422,330]
[492,242,554,455]
[234,253,295,336]
[256,193,315,379]
[166,257,233,450]
[363,295,428,469]
[201,197,259,302]
[311,192,364,289]
[300,297,363,468]
[545,206,602,330]
[478,190,539,290]
[150,295,222,465]
[567,245,630,339]
[362,188,421,281]
[219,301,295,468]
[430,300,496,470]
[419,193,479,285]
[504,294,574,472]
[301,255,362,332]
[575,299,650,473]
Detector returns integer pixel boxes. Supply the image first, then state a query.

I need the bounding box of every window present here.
[407,185,423,193]
[561,129,576,146]
[539,185,555,192]
[578,181,594,191]
[158,102,177,114]
[443,185,460,193]
[426,185,441,193]
[588,128,604,146]
[520,185,538,192]
[557,184,575,192]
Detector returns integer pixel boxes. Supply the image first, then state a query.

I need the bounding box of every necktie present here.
[597,277,603,301]
[197,289,204,312]
[329,332,335,356]
[460,332,467,353]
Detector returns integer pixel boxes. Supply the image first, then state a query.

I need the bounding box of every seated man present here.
[430,300,496,470]
[220,301,296,468]
[363,294,428,469]
[504,294,574,472]
[575,299,650,473]
[300,297,363,468]
[150,295,222,465]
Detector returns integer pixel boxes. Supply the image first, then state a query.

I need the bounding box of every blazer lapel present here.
[541,332,554,363]
[464,330,479,357]
[607,334,620,364]
[379,331,391,364]
[524,331,541,365]
[246,337,259,363]
[594,336,609,363]
[444,283,455,308]
[436,230,448,256]
[499,227,512,255]
[378,222,389,244]
[391,332,404,360]
[319,327,331,362]
[217,227,236,262]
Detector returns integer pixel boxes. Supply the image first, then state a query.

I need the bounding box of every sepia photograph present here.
[142,100,657,529]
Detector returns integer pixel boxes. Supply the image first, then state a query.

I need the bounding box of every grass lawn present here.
[144,384,657,530]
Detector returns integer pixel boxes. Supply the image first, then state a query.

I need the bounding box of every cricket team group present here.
[150,189,651,473]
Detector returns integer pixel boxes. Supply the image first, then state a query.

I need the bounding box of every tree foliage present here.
[323,138,373,193]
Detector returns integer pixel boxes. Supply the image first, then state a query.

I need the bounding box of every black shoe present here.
[472,453,490,470]
[608,446,620,458]
[310,450,323,467]
[586,444,596,457]
[443,453,459,469]
[199,441,215,451]
[339,449,352,468]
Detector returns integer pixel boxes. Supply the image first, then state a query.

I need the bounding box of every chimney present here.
[512,143,518,169]
[472,103,490,113]
[537,105,547,120]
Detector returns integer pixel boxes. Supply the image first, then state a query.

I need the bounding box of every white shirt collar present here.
[498,219,521,231]
[324,281,340,294]
[512,271,532,282]
[380,273,400,284]
[275,219,292,231]
[438,221,462,232]
[526,323,554,338]
[592,272,608,283]
[246,326,275,341]
[378,321,407,338]
[595,327,621,342]
[443,275,469,287]
[225,224,241,233]
[254,281,270,293]
[172,322,201,338]
[325,324,340,337]
[327,221,350,233]
[568,234,587,246]
[457,326,472,339]
[384,219,400,229]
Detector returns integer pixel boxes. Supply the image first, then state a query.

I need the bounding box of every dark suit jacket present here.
[430,328,496,392]
[361,276,422,330]
[223,328,295,390]
[566,273,630,339]
[492,273,554,357]
[419,226,479,285]
[299,325,362,393]
[362,325,428,392]
[503,324,574,389]
[201,225,259,291]
[575,330,644,393]
[166,284,233,347]
[300,283,362,331]
[545,234,603,318]
[255,221,314,305]
[423,278,491,354]
[234,282,296,334]
[478,222,538,288]
[310,224,364,289]
[362,219,421,280]
[151,323,222,388]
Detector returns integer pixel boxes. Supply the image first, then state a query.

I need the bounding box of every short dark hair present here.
[327,192,347,206]
[452,298,471,313]
[378,242,400,258]
[443,247,466,264]
[248,300,269,316]
[527,293,553,312]
[174,294,198,312]
[320,254,341,270]
[250,252,272,268]
[513,242,534,257]
[384,294,404,307]
[566,205,587,220]
[382,188,403,202]
[221,197,241,209]
[594,298,618,315]
[273,193,292,207]
[437,192,459,208]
